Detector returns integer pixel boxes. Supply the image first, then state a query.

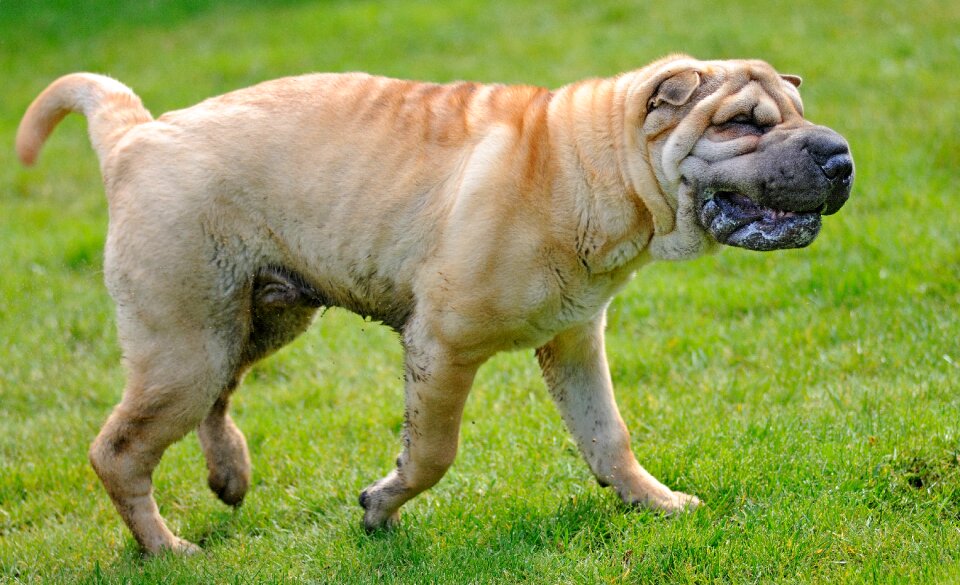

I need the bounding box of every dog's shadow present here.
[344,492,670,579]
[81,490,721,581]
[85,507,245,578]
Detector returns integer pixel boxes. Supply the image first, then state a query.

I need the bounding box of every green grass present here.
[1,0,959,582]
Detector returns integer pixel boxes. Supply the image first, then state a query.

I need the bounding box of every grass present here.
[1,0,959,582]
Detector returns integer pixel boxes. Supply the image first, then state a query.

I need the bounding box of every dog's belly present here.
[246,199,433,331]
[304,264,415,330]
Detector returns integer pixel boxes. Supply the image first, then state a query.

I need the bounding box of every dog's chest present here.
[425,261,630,357]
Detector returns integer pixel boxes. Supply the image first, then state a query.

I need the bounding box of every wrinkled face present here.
[640,59,854,251]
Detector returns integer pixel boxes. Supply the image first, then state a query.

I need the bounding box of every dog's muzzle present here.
[694,126,854,251]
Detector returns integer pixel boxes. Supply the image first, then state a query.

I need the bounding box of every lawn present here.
[1,0,959,582]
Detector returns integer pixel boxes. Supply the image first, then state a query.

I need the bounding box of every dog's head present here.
[620,56,853,254]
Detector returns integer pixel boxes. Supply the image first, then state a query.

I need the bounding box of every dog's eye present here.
[721,114,772,135]
[727,114,766,128]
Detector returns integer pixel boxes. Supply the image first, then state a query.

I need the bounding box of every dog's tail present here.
[16,73,152,167]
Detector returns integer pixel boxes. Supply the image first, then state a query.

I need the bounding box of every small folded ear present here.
[648,70,701,109]
[781,74,802,87]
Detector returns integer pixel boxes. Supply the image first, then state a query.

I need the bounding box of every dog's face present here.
[632,58,854,251]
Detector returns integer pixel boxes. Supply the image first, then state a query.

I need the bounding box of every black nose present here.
[807,130,853,183]
[803,127,854,215]
[819,152,853,181]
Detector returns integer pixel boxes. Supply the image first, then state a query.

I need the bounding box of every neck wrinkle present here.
[566,78,632,208]
[608,76,666,235]
[548,78,653,273]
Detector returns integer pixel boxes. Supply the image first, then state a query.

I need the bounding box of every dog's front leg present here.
[536,312,700,514]
[359,322,481,532]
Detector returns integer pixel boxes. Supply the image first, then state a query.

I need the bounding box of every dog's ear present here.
[781,74,802,88]
[648,70,701,109]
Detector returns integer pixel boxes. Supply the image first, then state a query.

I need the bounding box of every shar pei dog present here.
[17,54,853,554]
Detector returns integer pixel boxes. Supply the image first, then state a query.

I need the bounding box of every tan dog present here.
[17,55,853,554]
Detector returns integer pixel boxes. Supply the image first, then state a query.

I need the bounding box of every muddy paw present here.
[362,509,401,534]
[359,488,402,533]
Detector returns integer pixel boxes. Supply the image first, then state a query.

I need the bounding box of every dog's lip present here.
[698,191,822,251]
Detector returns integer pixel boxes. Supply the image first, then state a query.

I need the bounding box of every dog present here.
[16,55,853,554]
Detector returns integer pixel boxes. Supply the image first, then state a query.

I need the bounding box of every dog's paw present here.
[145,536,201,557]
[208,468,249,507]
[171,537,202,555]
[359,486,402,533]
[361,509,401,534]
[627,488,701,516]
[658,490,701,515]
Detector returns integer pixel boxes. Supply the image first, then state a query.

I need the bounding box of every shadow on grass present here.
[75,488,748,582]
[344,494,669,580]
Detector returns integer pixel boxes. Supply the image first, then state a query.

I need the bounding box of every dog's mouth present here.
[697,192,822,251]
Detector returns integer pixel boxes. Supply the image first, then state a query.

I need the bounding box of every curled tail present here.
[16,73,152,167]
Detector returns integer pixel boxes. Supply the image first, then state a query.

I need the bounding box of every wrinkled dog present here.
[17,55,853,553]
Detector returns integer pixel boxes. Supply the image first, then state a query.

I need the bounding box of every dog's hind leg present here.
[196,267,320,508]
[197,386,251,507]
[88,314,242,554]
